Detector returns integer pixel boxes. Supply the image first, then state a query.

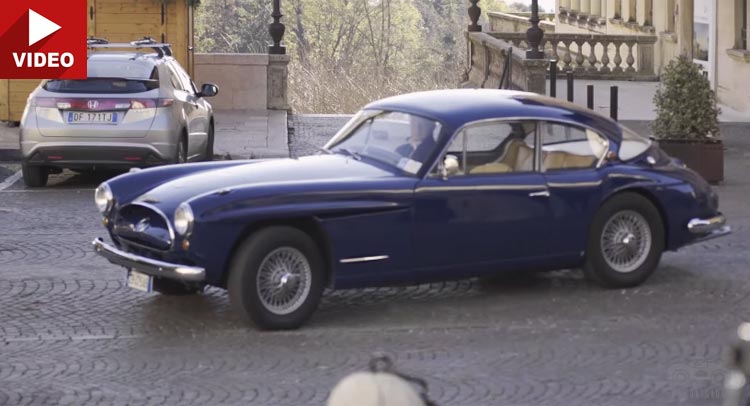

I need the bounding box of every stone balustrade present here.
[487,11,556,33]
[488,32,657,80]
[559,0,655,33]
[462,32,548,94]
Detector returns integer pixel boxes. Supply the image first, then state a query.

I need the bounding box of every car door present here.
[539,120,611,258]
[167,61,207,158]
[412,120,554,272]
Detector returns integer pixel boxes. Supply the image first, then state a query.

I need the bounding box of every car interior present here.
[444,121,609,176]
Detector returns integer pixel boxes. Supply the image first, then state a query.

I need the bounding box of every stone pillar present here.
[581,0,591,14]
[677,0,693,57]
[523,59,549,95]
[637,40,655,75]
[561,0,571,10]
[267,54,290,110]
[571,0,580,12]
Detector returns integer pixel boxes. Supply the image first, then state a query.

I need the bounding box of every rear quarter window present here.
[619,125,652,161]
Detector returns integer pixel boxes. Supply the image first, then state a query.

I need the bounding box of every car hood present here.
[133,154,401,209]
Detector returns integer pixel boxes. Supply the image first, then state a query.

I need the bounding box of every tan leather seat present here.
[470,139,534,174]
[542,151,595,170]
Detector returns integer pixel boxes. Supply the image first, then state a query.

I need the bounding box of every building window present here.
[667,0,676,32]
[614,0,622,19]
[628,0,636,23]
[644,0,653,26]
[737,0,748,49]
[744,0,748,49]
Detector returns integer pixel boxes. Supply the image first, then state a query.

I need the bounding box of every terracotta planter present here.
[657,139,724,184]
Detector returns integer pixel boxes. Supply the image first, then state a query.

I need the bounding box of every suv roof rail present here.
[87,36,173,58]
[87,37,109,45]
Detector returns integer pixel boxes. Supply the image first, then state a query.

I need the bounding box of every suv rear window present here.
[43,78,159,94]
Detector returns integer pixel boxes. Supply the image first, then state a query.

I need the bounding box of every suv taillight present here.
[32,98,173,110]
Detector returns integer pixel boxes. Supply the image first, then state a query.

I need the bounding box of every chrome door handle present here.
[529,190,550,197]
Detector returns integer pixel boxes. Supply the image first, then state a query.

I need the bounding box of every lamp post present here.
[526,0,544,59]
[269,0,286,54]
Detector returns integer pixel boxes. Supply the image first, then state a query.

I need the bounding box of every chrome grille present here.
[113,202,174,251]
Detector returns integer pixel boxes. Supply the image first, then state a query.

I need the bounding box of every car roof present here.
[365,89,623,138]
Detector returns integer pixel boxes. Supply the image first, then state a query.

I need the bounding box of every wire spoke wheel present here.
[256,247,312,315]
[600,210,652,273]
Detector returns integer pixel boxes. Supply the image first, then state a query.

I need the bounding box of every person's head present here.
[408,116,435,145]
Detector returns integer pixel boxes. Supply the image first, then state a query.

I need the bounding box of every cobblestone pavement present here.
[0,119,748,405]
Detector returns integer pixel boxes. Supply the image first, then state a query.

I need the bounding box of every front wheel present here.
[228,226,325,330]
[584,193,665,288]
[173,136,187,164]
[203,123,214,161]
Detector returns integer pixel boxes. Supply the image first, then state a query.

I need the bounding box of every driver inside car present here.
[396,116,436,163]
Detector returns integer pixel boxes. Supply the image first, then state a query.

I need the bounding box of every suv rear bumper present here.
[23,143,171,168]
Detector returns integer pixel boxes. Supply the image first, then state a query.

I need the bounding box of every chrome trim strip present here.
[339,255,390,264]
[416,184,541,192]
[688,215,727,234]
[92,238,205,282]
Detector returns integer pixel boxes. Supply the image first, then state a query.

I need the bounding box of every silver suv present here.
[19,39,218,187]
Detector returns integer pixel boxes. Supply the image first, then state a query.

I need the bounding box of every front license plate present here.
[67,111,117,124]
[127,270,153,292]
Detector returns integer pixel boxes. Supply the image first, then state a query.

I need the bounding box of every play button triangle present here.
[28,9,61,47]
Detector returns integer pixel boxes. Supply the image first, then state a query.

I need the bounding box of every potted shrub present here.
[652,55,723,183]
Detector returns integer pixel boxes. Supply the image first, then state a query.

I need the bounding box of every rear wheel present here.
[21,163,48,187]
[584,193,665,288]
[228,226,325,330]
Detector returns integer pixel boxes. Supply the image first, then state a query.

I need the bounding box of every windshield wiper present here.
[335,147,362,161]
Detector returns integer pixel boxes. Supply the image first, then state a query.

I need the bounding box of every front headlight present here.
[94,183,113,214]
[174,203,194,236]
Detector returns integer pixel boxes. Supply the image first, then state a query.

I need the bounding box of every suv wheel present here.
[174,136,187,164]
[22,163,48,187]
[204,123,214,161]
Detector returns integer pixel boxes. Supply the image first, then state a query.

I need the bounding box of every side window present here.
[440,121,537,176]
[541,122,609,171]
[165,63,184,91]
[169,61,196,94]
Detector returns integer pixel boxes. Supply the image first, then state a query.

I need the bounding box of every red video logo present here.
[0,1,86,79]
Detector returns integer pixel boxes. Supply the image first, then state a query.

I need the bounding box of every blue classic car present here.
[93,89,730,329]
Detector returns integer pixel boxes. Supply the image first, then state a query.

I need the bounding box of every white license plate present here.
[67,111,117,124]
[127,269,153,292]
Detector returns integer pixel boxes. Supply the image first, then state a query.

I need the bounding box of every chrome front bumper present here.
[687,214,731,243]
[92,238,205,282]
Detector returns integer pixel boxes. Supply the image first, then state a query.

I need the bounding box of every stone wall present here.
[193,53,290,111]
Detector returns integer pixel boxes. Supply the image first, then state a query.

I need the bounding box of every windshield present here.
[619,125,652,161]
[324,110,442,175]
